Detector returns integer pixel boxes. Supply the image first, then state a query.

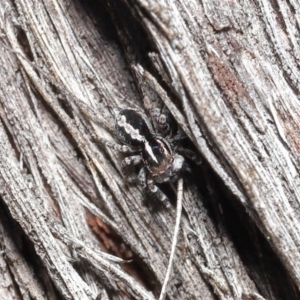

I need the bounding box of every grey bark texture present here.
[0,0,299,299]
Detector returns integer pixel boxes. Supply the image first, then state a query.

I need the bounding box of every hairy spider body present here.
[113,108,185,206]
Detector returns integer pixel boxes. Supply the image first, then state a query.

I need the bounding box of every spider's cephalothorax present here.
[114,108,184,207]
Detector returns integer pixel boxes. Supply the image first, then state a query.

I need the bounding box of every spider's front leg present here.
[121,154,143,183]
[100,138,137,153]
[138,166,147,189]
[121,155,143,168]
[100,138,142,182]
[147,175,171,208]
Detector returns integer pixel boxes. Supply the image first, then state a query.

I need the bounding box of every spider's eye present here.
[152,145,163,153]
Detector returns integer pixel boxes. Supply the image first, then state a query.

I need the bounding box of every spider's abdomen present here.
[115,109,153,147]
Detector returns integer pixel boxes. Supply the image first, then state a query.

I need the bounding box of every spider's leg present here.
[147,176,171,208]
[159,114,172,137]
[121,155,143,183]
[121,155,143,168]
[138,166,147,188]
[170,131,187,142]
[177,147,201,165]
[153,108,172,137]
[97,138,138,153]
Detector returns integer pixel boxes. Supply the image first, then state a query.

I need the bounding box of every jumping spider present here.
[105,108,192,207]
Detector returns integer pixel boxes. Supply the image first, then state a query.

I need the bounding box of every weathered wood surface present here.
[0,0,299,299]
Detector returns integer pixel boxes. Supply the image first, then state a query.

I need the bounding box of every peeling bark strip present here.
[0,0,300,299]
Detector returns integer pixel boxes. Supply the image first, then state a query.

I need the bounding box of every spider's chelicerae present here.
[106,107,192,207]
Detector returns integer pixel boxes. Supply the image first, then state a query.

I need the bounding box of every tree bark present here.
[0,0,299,299]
